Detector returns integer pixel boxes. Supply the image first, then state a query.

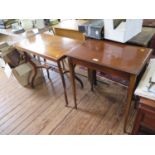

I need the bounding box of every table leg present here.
[68,57,77,109]
[88,69,97,91]
[57,61,68,106]
[124,74,137,133]
[93,70,97,85]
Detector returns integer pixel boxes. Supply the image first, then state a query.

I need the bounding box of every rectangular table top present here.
[67,39,152,75]
[14,33,82,61]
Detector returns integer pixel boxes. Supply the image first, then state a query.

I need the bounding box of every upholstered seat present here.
[12,60,43,86]
[1,45,43,86]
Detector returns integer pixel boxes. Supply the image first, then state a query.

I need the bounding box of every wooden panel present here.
[132,97,155,134]
[54,28,85,41]
[69,57,130,81]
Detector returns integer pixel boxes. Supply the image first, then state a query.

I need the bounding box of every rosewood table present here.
[67,39,152,133]
[14,33,83,106]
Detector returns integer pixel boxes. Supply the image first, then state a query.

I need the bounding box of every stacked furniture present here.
[0,19,17,29]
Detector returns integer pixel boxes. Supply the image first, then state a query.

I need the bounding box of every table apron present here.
[69,57,131,81]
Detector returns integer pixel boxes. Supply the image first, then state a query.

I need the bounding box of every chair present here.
[1,46,43,87]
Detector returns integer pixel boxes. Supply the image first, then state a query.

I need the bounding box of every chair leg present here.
[43,58,50,79]
[61,59,66,71]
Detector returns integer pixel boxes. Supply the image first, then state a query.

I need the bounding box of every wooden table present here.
[132,97,155,134]
[67,39,152,133]
[14,33,82,106]
[53,20,87,41]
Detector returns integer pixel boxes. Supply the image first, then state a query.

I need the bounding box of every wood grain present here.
[0,68,136,134]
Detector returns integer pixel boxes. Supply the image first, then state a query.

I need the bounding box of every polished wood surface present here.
[14,33,83,107]
[132,97,155,134]
[53,20,86,41]
[67,39,152,133]
[14,34,82,61]
[68,39,152,74]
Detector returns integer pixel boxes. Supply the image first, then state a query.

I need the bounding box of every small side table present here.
[132,97,155,134]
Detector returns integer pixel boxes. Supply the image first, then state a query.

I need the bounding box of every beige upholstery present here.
[12,60,43,86]
[12,62,32,86]
[1,45,44,87]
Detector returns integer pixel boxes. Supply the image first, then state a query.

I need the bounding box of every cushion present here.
[12,61,44,86]
[14,63,32,76]
[12,63,32,86]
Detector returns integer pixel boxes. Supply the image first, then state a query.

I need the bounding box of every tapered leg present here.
[68,57,77,109]
[93,70,97,85]
[57,61,68,106]
[88,69,96,91]
[124,74,137,133]
[88,69,93,91]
